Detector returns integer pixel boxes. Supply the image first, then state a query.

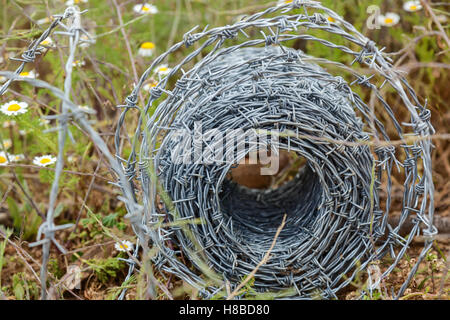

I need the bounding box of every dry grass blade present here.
[226,214,287,300]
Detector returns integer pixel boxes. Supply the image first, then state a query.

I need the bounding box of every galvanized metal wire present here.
[116,1,436,299]
[0,6,141,299]
[0,0,436,300]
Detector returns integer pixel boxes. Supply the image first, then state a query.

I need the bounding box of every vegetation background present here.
[0,0,448,300]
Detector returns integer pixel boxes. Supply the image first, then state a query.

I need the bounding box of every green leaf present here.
[6,197,21,230]
[12,274,25,300]
[54,203,65,218]
[102,213,118,228]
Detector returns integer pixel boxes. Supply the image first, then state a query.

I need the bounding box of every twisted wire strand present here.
[3,6,85,299]
[0,6,141,299]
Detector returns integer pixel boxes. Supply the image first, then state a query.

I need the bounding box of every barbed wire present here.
[0,0,437,300]
[0,6,141,299]
[115,0,436,299]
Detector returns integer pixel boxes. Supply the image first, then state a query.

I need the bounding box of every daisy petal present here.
[403,1,422,12]
[1,101,29,116]
[114,240,134,252]
[133,3,158,15]
[33,155,57,167]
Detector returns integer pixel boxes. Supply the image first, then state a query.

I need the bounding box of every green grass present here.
[0,0,448,300]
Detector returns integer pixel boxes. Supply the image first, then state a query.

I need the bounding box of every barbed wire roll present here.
[117,1,436,299]
[156,46,378,295]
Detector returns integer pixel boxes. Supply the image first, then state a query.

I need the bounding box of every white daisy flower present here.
[79,34,96,48]
[10,154,24,162]
[19,70,37,78]
[1,101,29,116]
[2,139,12,150]
[72,60,86,67]
[2,120,16,128]
[325,14,341,25]
[0,152,10,166]
[138,42,155,57]
[36,17,51,25]
[277,0,293,6]
[133,3,158,14]
[65,0,88,5]
[114,240,134,252]
[41,37,54,47]
[378,12,400,27]
[143,80,158,92]
[403,1,422,12]
[154,64,172,76]
[19,130,26,136]
[33,155,57,167]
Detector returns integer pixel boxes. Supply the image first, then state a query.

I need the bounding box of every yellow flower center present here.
[410,5,417,10]
[159,67,168,72]
[7,103,21,112]
[40,158,51,164]
[285,0,293,3]
[120,243,129,249]
[385,18,393,24]
[20,72,29,77]
[0,156,6,164]
[142,5,150,12]
[141,42,155,49]
[327,16,336,23]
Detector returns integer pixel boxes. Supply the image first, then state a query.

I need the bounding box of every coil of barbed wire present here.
[116,1,436,299]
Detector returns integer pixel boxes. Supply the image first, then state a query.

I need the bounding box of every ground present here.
[0,0,449,300]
